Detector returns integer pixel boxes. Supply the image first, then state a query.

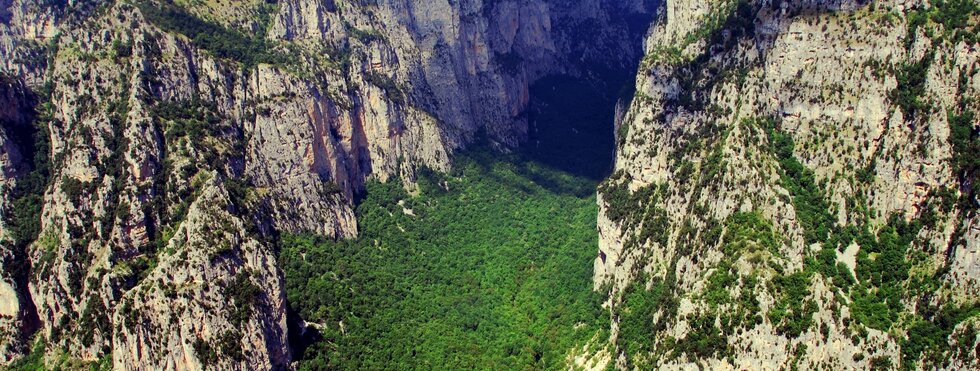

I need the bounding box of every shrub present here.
[768,271,816,338]
[948,108,978,210]
[225,272,261,326]
[890,53,933,118]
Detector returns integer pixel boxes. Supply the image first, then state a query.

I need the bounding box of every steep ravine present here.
[7,0,977,369]
[0,72,44,365]
[276,59,648,369]
[0,0,655,368]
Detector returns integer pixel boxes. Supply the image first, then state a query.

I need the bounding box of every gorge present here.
[1,0,979,370]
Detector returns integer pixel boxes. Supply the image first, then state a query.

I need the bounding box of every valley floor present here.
[280,151,609,369]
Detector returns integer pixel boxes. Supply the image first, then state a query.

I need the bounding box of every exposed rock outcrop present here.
[0,0,654,367]
[595,0,980,368]
[111,178,290,370]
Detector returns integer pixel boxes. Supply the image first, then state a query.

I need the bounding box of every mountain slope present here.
[0,0,654,367]
[596,0,980,368]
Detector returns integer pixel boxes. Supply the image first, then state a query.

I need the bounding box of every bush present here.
[225,272,261,326]
[759,118,836,244]
[618,280,672,360]
[61,176,94,201]
[193,337,218,367]
[674,314,729,360]
[907,0,980,47]
[890,53,933,118]
[362,71,405,105]
[900,303,980,368]
[948,108,978,210]
[767,271,816,338]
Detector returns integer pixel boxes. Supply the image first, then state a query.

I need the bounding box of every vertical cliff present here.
[596,0,980,368]
[0,0,655,367]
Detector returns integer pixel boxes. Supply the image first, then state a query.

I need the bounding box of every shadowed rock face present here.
[595,0,980,369]
[0,75,41,364]
[0,0,655,367]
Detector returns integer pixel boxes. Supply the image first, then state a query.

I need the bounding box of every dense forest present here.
[279,151,608,369]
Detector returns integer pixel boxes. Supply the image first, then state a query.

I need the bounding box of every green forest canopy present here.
[280,151,608,370]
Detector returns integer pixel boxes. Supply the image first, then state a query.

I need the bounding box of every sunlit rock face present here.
[0,0,655,367]
[595,0,980,368]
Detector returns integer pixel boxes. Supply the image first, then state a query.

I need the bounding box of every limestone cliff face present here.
[595,0,980,369]
[268,0,653,149]
[111,179,291,370]
[0,0,653,367]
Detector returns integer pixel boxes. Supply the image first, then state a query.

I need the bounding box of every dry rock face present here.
[595,0,980,369]
[111,178,291,370]
[0,0,654,368]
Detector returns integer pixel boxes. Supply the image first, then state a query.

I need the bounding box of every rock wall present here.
[0,0,655,367]
[595,0,980,369]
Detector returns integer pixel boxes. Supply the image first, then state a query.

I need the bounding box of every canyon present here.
[0,0,978,369]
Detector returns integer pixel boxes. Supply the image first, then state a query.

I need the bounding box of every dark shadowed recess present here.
[521,6,655,181]
[0,76,45,353]
[522,69,633,181]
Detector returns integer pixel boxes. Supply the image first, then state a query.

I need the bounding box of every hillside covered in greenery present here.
[279,151,608,369]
